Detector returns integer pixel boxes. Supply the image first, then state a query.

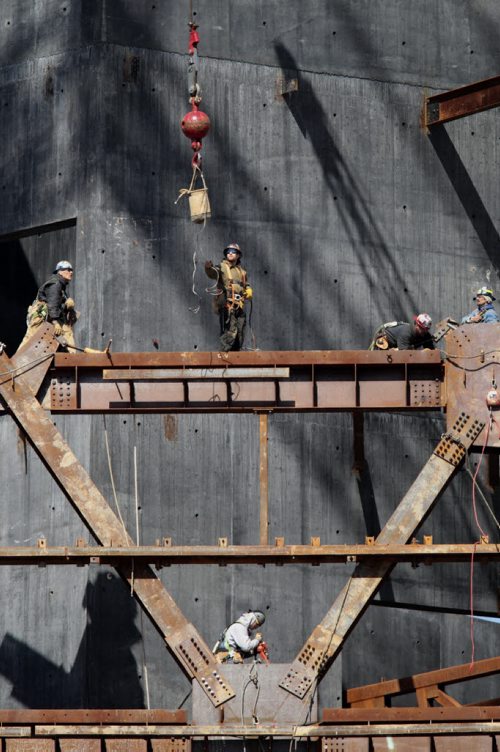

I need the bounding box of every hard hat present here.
[251,610,266,627]
[415,313,432,331]
[224,243,241,256]
[54,260,73,273]
[474,286,496,301]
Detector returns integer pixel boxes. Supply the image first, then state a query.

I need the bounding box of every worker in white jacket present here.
[214,610,266,663]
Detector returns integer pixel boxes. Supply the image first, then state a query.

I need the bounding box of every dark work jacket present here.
[37,273,69,322]
[383,322,435,350]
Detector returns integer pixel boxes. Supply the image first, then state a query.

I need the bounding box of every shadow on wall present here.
[273,41,419,322]
[0,573,144,708]
[428,124,500,275]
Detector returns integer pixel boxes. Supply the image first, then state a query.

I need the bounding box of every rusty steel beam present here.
[259,413,269,545]
[323,707,500,722]
[0,710,186,723]
[33,722,500,737]
[47,350,444,413]
[345,656,500,706]
[424,74,500,126]
[278,413,484,703]
[0,542,497,564]
[0,351,235,708]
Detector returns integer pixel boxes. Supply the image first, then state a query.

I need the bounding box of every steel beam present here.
[32,722,500,737]
[345,656,500,707]
[424,74,500,126]
[278,412,484,702]
[0,543,496,564]
[0,351,235,708]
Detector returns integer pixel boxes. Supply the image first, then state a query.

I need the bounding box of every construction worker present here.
[461,286,499,324]
[19,260,78,351]
[205,243,252,352]
[370,313,434,350]
[213,610,266,664]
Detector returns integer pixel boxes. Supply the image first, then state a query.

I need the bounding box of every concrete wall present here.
[0,1,499,711]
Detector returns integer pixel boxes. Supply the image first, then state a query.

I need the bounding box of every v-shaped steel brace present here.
[0,328,235,707]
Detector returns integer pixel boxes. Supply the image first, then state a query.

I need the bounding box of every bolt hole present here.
[193,344,198,349]
[123,420,127,424]
[58,172,62,176]
[333,196,338,201]
[151,87,156,92]
[101,332,105,336]
[403,205,407,210]
[401,121,406,126]
[401,40,406,45]
[152,255,156,259]
[333,112,337,117]
[152,171,156,175]
[470,49,474,54]
[263,186,268,191]
[262,20,266,25]
[60,89,64,93]
[336,530,340,534]
[404,287,408,292]
[332,30,336,35]
[195,513,199,518]
[336,446,340,450]
[264,270,268,275]
[194,429,198,433]
[194,597,199,602]
[334,279,338,283]
[471,131,475,136]
[263,103,267,108]
[101,248,105,253]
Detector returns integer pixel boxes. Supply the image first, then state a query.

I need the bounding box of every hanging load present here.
[175,14,211,223]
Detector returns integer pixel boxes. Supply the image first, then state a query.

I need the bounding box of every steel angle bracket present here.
[0,351,235,707]
[277,412,484,702]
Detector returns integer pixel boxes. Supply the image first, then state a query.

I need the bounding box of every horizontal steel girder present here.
[32,721,500,737]
[0,350,235,708]
[424,74,500,126]
[42,348,444,413]
[0,543,497,564]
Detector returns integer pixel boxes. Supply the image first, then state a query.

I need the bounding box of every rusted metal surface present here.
[103,367,290,379]
[43,350,444,413]
[105,741,147,752]
[345,656,500,707]
[0,711,186,723]
[424,74,500,126]
[5,742,55,752]
[259,413,269,545]
[445,324,500,449]
[59,741,102,752]
[0,351,235,708]
[323,741,369,752]
[372,741,430,752]
[324,707,500,723]
[434,739,493,752]
[278,413,484,702]
[0,542,496,565]
[150,741,191,752]
[32,722,500,736]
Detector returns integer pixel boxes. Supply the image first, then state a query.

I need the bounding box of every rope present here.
[0,351,54,380]
[102,416,128,540]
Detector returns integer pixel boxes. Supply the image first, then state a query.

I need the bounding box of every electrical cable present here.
[0,351,54,379]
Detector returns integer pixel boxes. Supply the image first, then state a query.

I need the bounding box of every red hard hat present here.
[415,313,432,331]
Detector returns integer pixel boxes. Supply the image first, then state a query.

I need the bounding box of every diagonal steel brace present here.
[0,349,235,707]
[278,412,484,703]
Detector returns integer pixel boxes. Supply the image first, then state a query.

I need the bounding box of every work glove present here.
[53,322,63,336]
[255,632,262,642]
[65,297,75,309]
[244,286,253,300]
[204,260,213,271]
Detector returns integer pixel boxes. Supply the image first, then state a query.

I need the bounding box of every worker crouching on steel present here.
[205,243,253,352]
[370,313,434,351]
[18,260,79,352]
[461,287,499,324]
[213,610,267,664]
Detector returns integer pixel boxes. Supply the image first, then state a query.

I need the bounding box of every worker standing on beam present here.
[213,610,267,664]
[461,286,499,324]
[19,260,78,351]
[205,243,253,352]
[369,313,434,350]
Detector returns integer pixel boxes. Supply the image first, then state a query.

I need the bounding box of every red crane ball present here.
[181,105,211,143]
